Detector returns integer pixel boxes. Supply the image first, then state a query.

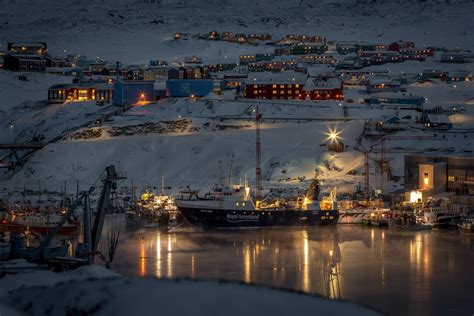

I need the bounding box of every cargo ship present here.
[175,179,339,228]
[175,106,338,228]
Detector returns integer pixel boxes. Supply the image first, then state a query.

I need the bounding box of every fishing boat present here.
[458,218,474,234]
[1,210,80,235]
[125,189,179,230]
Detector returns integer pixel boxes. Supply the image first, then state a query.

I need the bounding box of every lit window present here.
[423,173,429,185]
[272,84,277,88]
[295,84,300,88]
[273,90,277,94]
[280,85,284,88]
[448,176,455,182]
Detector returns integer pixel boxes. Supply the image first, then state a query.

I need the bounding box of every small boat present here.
[9,235,68,263]
[338,207,389,225]
[388,217,431,231]
[423,208,459,229]
[458,218,474,234]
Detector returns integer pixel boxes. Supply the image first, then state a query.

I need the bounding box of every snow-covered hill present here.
[1,0,473,63]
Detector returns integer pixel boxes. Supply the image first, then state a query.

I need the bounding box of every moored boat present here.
[1,210,80,235]
[422,208,459,229]
[175,179,339,228]
[458,218,474,234]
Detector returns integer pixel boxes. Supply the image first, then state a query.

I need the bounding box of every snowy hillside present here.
[0,0,473,197]
[1,0,473,63]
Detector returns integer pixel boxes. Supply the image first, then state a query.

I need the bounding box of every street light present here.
[325,127,341,144]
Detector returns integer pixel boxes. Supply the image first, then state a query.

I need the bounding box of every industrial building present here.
[166,79,215,97]
[114,80,155,106]
[404,154,474,195]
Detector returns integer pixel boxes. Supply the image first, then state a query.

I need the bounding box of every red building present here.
[302,78,344,101]
[388,41,415,52]
[244,72,344,101]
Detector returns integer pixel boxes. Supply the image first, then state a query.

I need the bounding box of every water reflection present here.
[114,226,474,315]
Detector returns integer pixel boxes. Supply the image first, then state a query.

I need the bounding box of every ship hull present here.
[177,207,339,228]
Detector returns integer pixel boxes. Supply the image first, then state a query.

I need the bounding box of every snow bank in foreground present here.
[3,277,379,316]
[0,264,122,299]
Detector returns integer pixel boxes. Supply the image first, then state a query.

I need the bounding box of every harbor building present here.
[404,154,474,195]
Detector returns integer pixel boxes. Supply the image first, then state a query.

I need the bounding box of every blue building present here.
[114,80,155,106]
[166,79,214,97]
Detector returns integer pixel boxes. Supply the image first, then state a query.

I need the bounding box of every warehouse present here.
[114,80,155,106]
[166,79,215,97]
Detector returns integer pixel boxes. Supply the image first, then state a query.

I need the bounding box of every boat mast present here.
[228,153,234,187]
[160,160,164,196]
[255,106,262,205]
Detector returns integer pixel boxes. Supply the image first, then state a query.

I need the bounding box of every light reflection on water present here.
[109,225,474,315]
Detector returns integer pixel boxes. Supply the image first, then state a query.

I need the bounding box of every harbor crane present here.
[33,165,123,265]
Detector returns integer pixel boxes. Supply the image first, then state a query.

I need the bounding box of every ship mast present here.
[255,106,262,206]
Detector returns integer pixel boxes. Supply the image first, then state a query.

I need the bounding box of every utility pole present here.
[380,135,386,194]
[365,151,370,203]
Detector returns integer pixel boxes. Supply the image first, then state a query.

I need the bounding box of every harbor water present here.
[107,222,474,315]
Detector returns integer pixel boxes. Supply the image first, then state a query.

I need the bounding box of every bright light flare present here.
[325,127,341,144]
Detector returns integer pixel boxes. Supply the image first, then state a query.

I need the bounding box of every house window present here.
[295,84,300,88]
[448,176,455,182]
[423,173,429,185]
[273,90,277,94]
[280,91,284,94]
[272,84,277,88]
[280,85,284,88]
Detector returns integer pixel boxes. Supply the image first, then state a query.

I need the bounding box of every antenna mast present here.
[228,153,234,187]
[255,106,262,204]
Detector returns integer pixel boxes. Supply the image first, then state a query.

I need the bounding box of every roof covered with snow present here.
[303,78,342,91]
[246,71,307,85]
